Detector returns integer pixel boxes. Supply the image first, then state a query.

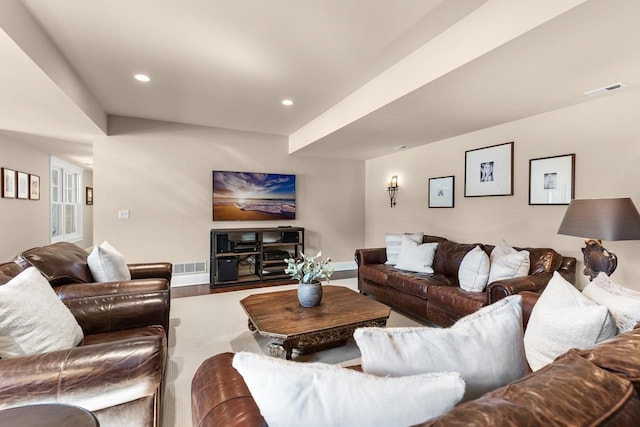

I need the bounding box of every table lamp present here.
[557,198,640,280]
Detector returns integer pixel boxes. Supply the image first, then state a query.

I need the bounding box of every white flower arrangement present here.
[284,251,334,284]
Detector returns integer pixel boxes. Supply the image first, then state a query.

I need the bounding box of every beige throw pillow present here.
[385,232,423,265]
[0,267,83,358]
[524,272,616,371]
[88,241,132,282]
[458,245,490,291]
[232,351,464,427]
[583,272,640,333]
[395,235,438,274]
[488,240,530,283]
[355,295,526,401]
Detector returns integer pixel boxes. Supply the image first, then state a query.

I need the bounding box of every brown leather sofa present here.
[190,292,640,427]
[0,242,172,427]
[355,235,576,326]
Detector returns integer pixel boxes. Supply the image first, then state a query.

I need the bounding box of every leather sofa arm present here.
[55,278,169,299]
[63,291,170,336]
[192,352,267,427]
[486,273,552,304]
[519,291,540,330]
[354,248,387,266]
[0,335,165,411]
[558,256,577,285]
[129,262,173,282]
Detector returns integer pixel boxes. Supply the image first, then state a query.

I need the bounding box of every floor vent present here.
[173,261,207,275]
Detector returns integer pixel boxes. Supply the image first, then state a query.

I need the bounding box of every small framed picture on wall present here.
[17,171,29,199]
[29,174,40,200]
[86,187,93,205]
[464,142,514,197]
[529,154,575,205]
[2,168,16,198]
[428,176,455,208]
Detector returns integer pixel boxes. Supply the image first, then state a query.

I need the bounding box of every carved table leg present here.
[268,340,295,360]
[247,319,256,332]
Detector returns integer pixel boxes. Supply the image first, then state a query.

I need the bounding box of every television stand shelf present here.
[210,227,304,287]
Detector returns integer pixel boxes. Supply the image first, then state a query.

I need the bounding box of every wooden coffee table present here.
[240,285,391,359]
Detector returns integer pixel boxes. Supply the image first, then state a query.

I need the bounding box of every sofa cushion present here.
[568,326,640,392]
[488,240,530,283]
[355,295,526,401]
[0,267,84,358]
[88,241,132,282]
[524,272,616,371]
[395,235,438,274]
[387,271,450,299]
[458,245,490,291]
[427,285,487,318]
[17,242,94,285]
[232,351,465,427]
[385,232,423,265]
[583,272,640,333]
[0,261,25,286]
[417,354,640,426]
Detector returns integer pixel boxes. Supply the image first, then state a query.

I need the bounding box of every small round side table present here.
[0,403,99,427]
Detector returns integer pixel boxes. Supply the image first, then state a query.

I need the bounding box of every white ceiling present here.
[0,0,638,163]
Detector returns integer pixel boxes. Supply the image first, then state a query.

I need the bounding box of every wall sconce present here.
[387,176,398,207]
[557,197,640,280]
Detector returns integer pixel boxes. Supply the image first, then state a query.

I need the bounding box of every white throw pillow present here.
[458,245,490,291]
[355,295,526,401]
[232,351,464,427]
[583,272,640,333]
[395,235,438,274]
[0,267,84,358]
[88,241,132,282]
[385,232,423,265]
[488,240,530,283]
[524,272,616,371]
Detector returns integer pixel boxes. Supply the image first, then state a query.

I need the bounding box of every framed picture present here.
[17,171,29,199]
[465,141,514,197]
[29,174,40,200]
[428,176,455,208]
[2,168,16,198]
[86,187,93,205]
[212,170,296,220]
[529,154,575,205]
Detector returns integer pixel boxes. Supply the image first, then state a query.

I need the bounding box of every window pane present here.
[51,204,62,237]
[65,205,76,234]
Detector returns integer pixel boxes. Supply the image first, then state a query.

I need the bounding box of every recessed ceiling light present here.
[281,99,294,106]
[394,145,408,150]
[134,74,151,82]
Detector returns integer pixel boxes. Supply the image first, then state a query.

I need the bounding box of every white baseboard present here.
[170,261,356,287]
[331,260,357,271]
[171,273,209,287]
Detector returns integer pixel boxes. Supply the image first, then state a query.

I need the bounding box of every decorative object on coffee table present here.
[558,197,640,280]
[239,286,391,359]
[284,251,334,307]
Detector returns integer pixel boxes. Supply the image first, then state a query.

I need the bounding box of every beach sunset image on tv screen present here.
[212,171,296,220]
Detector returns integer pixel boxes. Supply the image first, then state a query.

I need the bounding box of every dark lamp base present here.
[582,239,617,280]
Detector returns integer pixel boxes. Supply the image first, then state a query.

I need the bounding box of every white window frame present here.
[50,157,83,243]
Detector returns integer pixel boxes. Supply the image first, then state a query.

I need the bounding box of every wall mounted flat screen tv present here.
[212,171,296,221]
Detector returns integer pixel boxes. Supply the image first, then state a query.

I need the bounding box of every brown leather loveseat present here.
[190,292,640,426]
[355,235,576,326]
[0,242,172,427]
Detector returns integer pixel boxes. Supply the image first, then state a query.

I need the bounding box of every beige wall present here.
[0,133,93,260]
[365,88,640,290]
[93,116,365,269]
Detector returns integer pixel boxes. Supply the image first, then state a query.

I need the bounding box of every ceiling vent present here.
[584,82,627,96]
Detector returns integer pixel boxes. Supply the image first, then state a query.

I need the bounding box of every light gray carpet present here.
[162,278,424,427]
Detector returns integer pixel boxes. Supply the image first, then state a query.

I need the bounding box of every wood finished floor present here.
[171,269,357,299]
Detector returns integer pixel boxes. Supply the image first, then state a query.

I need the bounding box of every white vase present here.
[297,281,322,307]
